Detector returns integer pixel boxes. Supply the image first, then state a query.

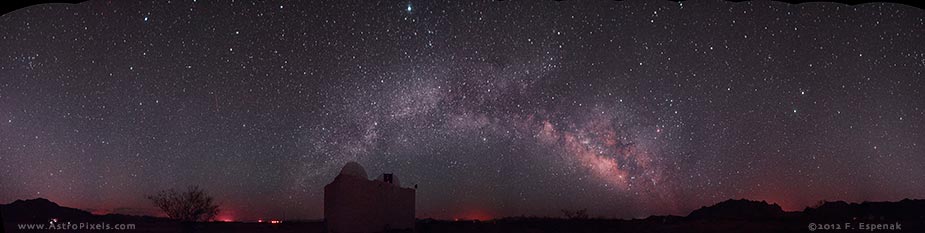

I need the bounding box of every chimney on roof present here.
[383,173,394,184]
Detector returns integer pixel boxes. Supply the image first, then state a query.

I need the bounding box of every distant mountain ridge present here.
[687,199,785,220]
[1,198,171,223]
[1,198,94,222]
[804,199,925,221]
[685,198,925,221]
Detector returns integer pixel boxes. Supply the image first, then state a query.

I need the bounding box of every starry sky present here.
[1,0,924,221]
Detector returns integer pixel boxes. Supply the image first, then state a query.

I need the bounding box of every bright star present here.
[406,3,412,13]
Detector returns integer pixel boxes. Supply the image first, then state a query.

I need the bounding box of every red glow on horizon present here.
[455,209,493,221]
[742,181,805,211]
[215,213,235,222]
[89,209,111,215]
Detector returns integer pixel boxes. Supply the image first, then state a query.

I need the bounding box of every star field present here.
[0,0,923,221]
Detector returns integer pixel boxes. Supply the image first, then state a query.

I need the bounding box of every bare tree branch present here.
[146,186,220,222]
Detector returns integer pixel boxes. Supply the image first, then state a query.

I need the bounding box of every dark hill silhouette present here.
[805,199,925,221]
[1,198,94,222]
[1,198,181,233]
[687,199,785,220]
[1,198,171,223]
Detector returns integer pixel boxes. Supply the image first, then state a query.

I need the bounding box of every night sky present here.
[1,0,923,221]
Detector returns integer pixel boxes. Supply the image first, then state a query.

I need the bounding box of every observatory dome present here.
[339,161,368,179]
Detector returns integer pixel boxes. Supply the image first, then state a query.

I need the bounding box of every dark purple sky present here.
[1,0,923,221]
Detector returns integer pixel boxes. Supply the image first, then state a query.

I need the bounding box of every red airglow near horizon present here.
[44,186,852,221]
[21,196,900,222]
[212,206,237,222]
[453,209,495,221]
[11,175,896,222]
[215,213,235,222]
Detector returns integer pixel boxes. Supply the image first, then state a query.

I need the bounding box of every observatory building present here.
[324,162,415,233]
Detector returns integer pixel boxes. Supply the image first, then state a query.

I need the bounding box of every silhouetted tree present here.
[146,186,220,222]
[561,208,589,219]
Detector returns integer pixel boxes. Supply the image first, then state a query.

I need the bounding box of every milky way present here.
[1,0,923,221]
